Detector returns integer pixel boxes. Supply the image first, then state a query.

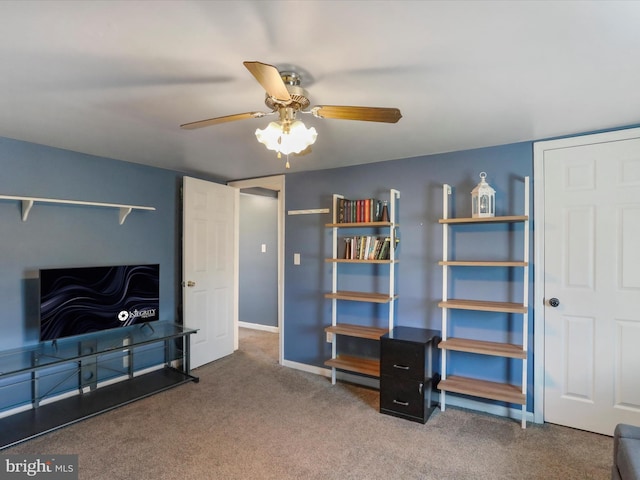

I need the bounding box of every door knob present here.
[549,297,560,308]
[186,280,196,288]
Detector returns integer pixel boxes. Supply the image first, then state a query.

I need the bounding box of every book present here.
[378,237,391,260]
[337,198,346,223]
[334,197,384,223]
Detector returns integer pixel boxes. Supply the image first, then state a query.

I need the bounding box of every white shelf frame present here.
[0,195,156,225]
[439,177,530,428]
[327,189,400,385]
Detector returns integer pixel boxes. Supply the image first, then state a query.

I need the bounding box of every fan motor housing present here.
[265,80,310,111]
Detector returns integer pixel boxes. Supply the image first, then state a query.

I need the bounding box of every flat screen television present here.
[39,264,160,342]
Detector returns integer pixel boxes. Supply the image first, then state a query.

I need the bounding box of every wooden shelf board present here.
[439,338,526,359]
[325,324,388,340]
[439,215,528,224]
[438,299,527,313]
[0,194,155,225]
[438,375,525,405]
[325,221,397,228]
[325,291,398,303]
[439,260,528,267]
[325,355,380,377]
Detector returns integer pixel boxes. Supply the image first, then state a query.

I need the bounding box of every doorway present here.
[238,189,278,332]
[228,175,285,365]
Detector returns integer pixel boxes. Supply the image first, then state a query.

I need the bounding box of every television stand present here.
[0,322,198,449]
[140,321,156,334]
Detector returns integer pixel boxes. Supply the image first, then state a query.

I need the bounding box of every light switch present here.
[261,243,267,253]
[294,253,301,265]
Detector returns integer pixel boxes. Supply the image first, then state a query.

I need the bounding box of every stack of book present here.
[343,236,396,260]
[336,198,383,223]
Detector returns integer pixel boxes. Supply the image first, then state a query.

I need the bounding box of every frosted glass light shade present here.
[255,120,318,155]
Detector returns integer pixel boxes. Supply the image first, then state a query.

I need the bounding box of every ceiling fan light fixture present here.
[255,120,318,156]
[181,60,401,168]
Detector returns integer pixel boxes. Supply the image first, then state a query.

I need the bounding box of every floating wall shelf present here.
[0,195,156,224]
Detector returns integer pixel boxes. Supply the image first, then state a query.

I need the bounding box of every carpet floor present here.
[4,328,613,479]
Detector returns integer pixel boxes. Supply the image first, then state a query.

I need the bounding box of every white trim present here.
[281,360,380,389]
[228,175,285,366]
[532,126,640,425]
[433,392,536,424]
[533,143,546,425]
[281,359,330,376]
[0,403,32,420]
[287,208,329,215]
[238,321,279,334]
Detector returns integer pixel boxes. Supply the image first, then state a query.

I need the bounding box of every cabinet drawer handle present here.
[393,399,409,406]
[393,364,410,370]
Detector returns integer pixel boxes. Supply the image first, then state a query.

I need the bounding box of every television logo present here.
[117,308,157,323]
[1,455,78,479]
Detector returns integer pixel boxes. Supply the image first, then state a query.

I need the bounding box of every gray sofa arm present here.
[613,424,640,480]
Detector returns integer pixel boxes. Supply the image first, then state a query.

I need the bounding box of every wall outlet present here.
[326,331,333,343]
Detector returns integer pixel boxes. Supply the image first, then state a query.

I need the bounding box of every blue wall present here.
[283,142,534,410]
[239,193,278,327]
[0,134,535,412]
[0,136,186,352]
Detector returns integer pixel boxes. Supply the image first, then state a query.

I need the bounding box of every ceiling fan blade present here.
[243,61,291,103]
[311,105,402,123]
[180,112,267,130]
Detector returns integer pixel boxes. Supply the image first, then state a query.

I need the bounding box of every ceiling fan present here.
[180,61,402,167]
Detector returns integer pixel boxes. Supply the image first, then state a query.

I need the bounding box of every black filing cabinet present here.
[380,327,440,423]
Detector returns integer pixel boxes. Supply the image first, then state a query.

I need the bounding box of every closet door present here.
[537,130,640,435]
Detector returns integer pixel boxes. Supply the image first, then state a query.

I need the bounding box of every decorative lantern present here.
[471,172,495,218]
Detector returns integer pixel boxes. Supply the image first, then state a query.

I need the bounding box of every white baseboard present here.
[0,403,35,419]
[281,359,328,376]
[281,360,380,389]
[435,392,537,424]
[239,321,279,334]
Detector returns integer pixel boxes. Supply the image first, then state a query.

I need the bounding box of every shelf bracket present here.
[119,207,133,225]
[21,199,34,222]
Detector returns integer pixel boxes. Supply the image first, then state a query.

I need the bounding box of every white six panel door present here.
[543,135,640,435]
[183,176,237,369]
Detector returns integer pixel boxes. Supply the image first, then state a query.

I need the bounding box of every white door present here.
[183,176,237,368]
[540,131,640,435]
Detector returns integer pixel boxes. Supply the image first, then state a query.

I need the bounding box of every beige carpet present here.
[5,328,612,480]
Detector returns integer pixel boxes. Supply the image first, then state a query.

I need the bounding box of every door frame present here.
[533,126,640,425]
[227,175,285,365]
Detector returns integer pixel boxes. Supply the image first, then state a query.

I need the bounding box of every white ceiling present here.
[1,1,640,181]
